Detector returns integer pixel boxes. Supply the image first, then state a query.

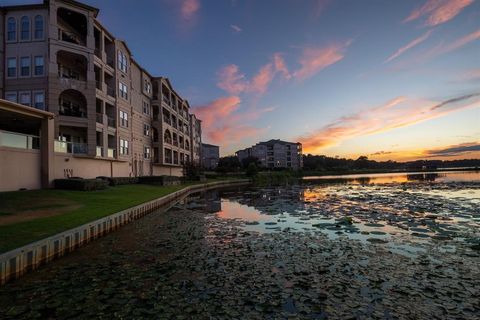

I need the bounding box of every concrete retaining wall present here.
[0,179,250,285]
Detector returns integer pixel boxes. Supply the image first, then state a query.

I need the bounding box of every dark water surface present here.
[0,171,479,319]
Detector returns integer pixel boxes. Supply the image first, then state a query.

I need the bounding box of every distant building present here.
[201,143,219,169]
[236,139,303,170]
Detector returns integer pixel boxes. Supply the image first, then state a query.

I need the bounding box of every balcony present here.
[96,146,104,157]
[107,117,116,128]
[106,85,115,97]
[59,107,87,118]
[96,113,103,124]
[54,140,88,155]
[0,130,40,150]
[107,148,116,158]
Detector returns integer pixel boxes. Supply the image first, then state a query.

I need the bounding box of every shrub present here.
[97,176,138,186]
[54,178,109,191]
[138,175,181,186]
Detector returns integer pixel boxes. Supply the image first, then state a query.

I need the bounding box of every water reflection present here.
[190,173,480,257]
[303,170,480,184]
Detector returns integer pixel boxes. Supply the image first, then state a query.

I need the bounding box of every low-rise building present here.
[236,139,303,170]
[201,143,219,169]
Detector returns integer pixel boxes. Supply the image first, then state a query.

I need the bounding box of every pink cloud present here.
[273,53,291,79]
[404,0,474,26]
[292,42,351,80]
[385,30,433,63]
[250,64,274,94]
[181,0,200,20]
[298,93,480,153]
[192,96,272,145]
[436,28,480,55]
[217,65,248,95]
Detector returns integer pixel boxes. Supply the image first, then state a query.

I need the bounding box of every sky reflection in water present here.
[201,171,480,257]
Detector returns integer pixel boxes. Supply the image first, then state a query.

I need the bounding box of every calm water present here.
[193,170,480,257]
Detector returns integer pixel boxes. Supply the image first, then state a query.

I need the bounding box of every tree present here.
[246,162,259,177]
[217,156,241,173]
[241,156,261,169]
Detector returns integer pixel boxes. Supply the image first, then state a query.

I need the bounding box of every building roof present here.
[257,139,301,146]
[0,99,55,119]
[202,143,219,148]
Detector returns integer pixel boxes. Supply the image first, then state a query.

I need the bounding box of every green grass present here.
[0,183,206,253]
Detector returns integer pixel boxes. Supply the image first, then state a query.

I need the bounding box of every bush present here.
[97,176,138,186]
[54,178,109,191]
[138,175,181,186]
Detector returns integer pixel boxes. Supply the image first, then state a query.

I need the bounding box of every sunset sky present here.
[6,0,480,160]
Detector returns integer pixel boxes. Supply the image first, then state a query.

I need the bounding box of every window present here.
[20,57,31,76]
[34,15,44,39]
[144,146,151,160]
[7,58,17,78]
[20,16,30,40]
[143,124,150,136]
[118,50,128,72]
[34,56,44,76]
[120,139,129,155]
[19,92,31,106]
[173,151,179,164]
[6,92,17,103]
[7,17,16,41]
[144,79,151,94]
[119,110,128,127]
[34,91,45,109]
[119,82,128,99]
[143,101,150,115]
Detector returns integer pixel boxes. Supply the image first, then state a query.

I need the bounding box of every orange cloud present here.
[250,64,275,94]
[181,0,200,20]
[293,42,351,80]
[192,96,272,145]
[385,30,433,63]
[298,93,480,154]
[404,0,474,26]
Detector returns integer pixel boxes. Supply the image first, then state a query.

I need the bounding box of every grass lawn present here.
[0,182,207,253]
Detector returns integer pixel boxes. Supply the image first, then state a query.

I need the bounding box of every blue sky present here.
[4,0,480,159]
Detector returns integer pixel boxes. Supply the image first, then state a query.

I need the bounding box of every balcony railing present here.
[106,56,115,68]
[59,107,87,118]
[173,141,179,147]
[162,96,171,105]
[107,117,116,127]
[0,130,40,150]
[54,140,88,155]
[96,146,104,157]
[58,29,85,46]
[96,80,102,90]
[106,84,115,97]
[107,148,116,158]
[94,48,102,58]
[96,113,103,124]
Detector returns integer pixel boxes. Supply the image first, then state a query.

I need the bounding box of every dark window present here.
[20,16,30,40]
[34,15,44,39]
[7,17,17,41]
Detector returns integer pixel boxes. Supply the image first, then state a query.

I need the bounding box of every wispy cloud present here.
[292,41,351,80]
[192,96,272,145]
[403,0,474,26]
[273,53,291,79]
[217,65,248,95]
[385,30,433,63]
[425,141,480,157]
[230,24,242,32]
[433,28,480,55]
[181,0,200,20]
[313,0,331,18]
[298,93,480,153]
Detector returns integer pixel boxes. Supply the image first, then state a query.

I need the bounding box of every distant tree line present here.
[302,154,480,172]
[215,154,480,173]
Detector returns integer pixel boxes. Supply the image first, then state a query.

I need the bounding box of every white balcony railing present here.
[0,130,40,150]
[54,140,88,155]
[96,146,104,157]
[107,148,116,158]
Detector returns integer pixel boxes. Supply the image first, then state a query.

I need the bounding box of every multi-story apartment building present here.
[0,0,201,189]
[236,139,303,170]
[201,143,220,169]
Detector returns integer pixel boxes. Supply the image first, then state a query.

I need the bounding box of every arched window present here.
[7,17,16,41]
[34,15,44,39]
[20,16,30,40]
